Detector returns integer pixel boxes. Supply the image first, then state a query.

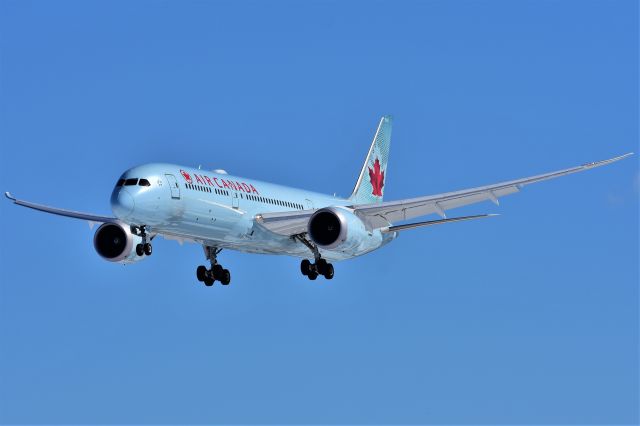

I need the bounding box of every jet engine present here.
[307,207,368,251]
[93,222,144,263]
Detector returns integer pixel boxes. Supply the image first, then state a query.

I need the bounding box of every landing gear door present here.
[165,174,181,199]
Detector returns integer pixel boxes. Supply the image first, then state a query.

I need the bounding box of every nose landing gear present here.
[132,225,153,257]
[196,246,231,286]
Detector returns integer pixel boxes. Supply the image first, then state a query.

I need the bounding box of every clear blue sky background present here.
[0,0,637,424]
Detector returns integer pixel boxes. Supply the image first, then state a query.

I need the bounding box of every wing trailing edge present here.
[381,214,498,233]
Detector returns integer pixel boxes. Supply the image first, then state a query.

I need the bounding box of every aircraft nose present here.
[112,189,135,218]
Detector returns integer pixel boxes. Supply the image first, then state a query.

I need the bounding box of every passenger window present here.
[124,178,138,186]
[139,179,151,187]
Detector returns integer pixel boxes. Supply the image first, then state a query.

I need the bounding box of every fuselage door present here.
[165,174,181,199]
[305,199,314,210]
[231,192,239,209]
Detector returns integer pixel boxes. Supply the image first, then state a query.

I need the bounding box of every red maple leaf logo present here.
[180,169,192,184]
[368,158,384,197]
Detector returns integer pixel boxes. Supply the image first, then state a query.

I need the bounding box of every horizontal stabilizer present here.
[381,214,498,233]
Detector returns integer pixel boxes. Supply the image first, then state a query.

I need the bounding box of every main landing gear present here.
[300,258,334,280]
[293,234,334,280]
[132,225,153,256]
[196,246,231,286]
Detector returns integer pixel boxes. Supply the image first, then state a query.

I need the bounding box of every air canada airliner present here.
[6,116,632,286]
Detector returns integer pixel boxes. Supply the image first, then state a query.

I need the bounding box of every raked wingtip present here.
[5,192,16,201]
[583,152,634,168]
[611,152,634,162]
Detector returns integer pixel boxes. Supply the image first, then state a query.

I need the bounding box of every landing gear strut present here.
[132,225,153,257]
[196,246,231,286]
[294,234,334,280]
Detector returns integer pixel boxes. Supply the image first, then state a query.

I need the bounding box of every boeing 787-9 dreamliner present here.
[5,116,632,286]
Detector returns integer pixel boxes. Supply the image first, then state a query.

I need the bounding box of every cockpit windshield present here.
[116,177,152,187]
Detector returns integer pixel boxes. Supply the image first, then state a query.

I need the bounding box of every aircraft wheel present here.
[212,264,224,279]
[220,269,231,285]
[204,277,214,286]
[300,259,311,276]
[196,265,207,282]
[308,271,318,280]
[135,244,144,256]
[316,259,328,275]
[323,263,334,280]
[143,243,152,256]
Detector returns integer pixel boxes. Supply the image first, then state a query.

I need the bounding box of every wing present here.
[255,209,315,236]
[5,192,116,224]
[352,153,633,229]
[255,153,632,236]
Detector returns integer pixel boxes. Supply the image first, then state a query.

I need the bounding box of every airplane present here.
[5,116,633,286]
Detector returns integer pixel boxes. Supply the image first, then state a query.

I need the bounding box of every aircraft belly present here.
[152,201,389,262]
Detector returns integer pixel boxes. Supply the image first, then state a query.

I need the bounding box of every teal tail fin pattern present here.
[349,115,392,204]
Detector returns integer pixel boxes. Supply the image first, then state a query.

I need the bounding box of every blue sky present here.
[0,0,637,423]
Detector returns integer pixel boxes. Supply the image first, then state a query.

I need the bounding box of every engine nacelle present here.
[307,207,368,251]
[93,222,144,263]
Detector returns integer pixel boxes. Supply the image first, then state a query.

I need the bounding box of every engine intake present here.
[307,207,369,251]
[93,222,143,263]
[308,209,346,248]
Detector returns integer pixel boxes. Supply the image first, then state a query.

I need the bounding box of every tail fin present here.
[349,115,392,204]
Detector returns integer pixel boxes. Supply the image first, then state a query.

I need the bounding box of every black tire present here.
[308,271,318,280]
[316,259,328,275]
[220,269,231,285]
[143,243,152,256]
[300,259,311,276]
[323,263,334,280]
[196,265,207,282]
[135,244,144,256]
[212,264,224,279]
[204,277,214,286]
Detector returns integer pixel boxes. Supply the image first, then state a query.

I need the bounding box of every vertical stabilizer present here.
[349,115,392,204]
